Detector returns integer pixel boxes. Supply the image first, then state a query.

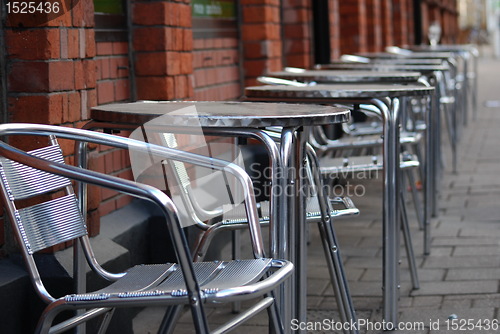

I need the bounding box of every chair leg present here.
[158,306,184,334]
[399,193,420,290]
[232,229,242,314]
[97,308,115,334]
[406,169,424,230]
[266,292,285,334]
[306,145,358,334]
[316,219,358,334]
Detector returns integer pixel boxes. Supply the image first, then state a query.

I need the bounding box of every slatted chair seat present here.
[67,259,274,303]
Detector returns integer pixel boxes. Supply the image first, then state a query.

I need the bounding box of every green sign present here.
[192,0,236,19]
[94,0,124,14]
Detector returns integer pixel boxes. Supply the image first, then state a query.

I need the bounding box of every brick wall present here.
[95,41,130,104]
[366,0,383,52]
[193,37,241,100]
[328,0,340,60]
[393,0,409,46]
[241,0,282,87]
[282,0,312,68]
[3,0,99,248]
[338,0,368,54]
[0,0,461,256]
[381,0,394,48]
[133,0,193,100]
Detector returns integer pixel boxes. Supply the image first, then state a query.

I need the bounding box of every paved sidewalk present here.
[134,55,500,333]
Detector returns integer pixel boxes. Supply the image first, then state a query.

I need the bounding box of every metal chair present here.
[153,131,360,334]
[0,123,293,334]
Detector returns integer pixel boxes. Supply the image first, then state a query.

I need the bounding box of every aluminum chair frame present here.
[0,123,293,334]
[156,131,360,334]
[319,153,421,290]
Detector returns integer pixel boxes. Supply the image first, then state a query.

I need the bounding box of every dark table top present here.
[315,63,449,73]
[245,83,435,100]
[268,70,422,84]
[409,44,478,53]
[91,101,351,128]
[356,51,454,59]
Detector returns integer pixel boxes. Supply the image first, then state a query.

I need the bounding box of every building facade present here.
[0,0,458,329]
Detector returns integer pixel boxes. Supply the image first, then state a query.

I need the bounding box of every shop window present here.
[191,0,238,38]
[94,0,127,42]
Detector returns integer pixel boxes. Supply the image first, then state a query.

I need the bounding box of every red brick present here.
[133,2,170,25]
[8,94,63,124]
[114,79,130,101]
[87,88,97,109]
[284,39,310,54]
[8,61,49,92]
[99,58,110,79]
[194,69,207,87]
[183,29,193,51]
[109,58,118,79]
[243,6,280,23]
[116,195,133,210]
[166,52,182,75]
[6,6,71,28]
[283,23,310,39]
[101,184,118,201]
[193,39,205,50]
[243,40,282,59]
[97,81,115,104]
[242,23,280,40]
[180,53,193,74]
[174,75,188,99]
[136,76,175,100]
[111,42,127,55]
[5,29,60,60]
[67,29,80,59]
[103,150,114,174]
[116,57,129,78]
[87,209,101,237]
[135,52,167,76]
[83,59,97,89]
[178,3,192,27]
[82,0,95,27]
[96,42,113,56]
[172,28,184,51]
[65,91,81,122]
[60,93,69,122]
[85,29,96,57]
[74,60,84,90]
[47,6,73,27]
[134,27,167,51]
[72,0,84,27]
[49,61,75,91]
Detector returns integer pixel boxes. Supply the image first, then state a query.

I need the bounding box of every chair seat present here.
[319,154,419,175]
[329,131,422,150]
[65,259,281,306]
[219,194,359,226]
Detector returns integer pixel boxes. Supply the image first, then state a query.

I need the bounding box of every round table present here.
[268,70,422,84]
[244,83,435,327]
[90,101,351,333]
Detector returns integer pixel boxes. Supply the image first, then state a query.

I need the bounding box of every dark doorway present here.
[312,1,331,65]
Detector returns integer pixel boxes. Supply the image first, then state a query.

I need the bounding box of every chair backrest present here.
[0,140,87,255]
[160,133,246,225]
